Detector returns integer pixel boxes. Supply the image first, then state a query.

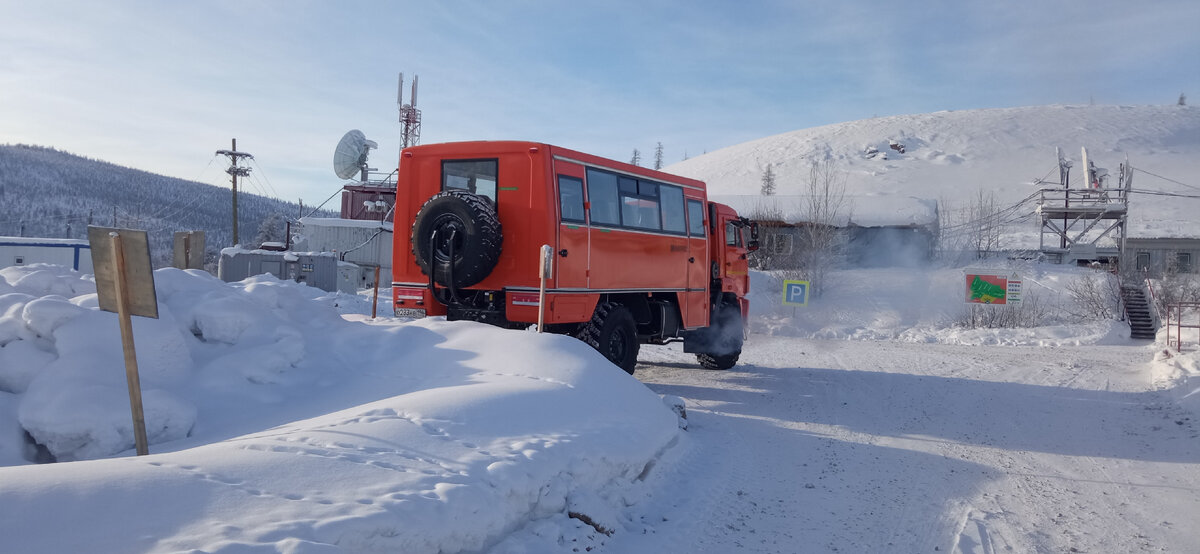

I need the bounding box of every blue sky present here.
[2,0,1197,204]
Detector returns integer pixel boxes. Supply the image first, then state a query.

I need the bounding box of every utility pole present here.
[216,139,253,246]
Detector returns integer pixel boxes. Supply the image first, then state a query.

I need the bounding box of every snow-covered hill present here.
[668,104,1200,241]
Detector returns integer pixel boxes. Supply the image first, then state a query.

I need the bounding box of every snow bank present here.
[1151,345,1200,418]
[0,263,680,553]
[749,263,1140,346]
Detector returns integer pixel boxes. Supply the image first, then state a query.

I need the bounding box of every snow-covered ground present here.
[0,264,679,552]
[2,105,1199,552]
[1,260,1198,553]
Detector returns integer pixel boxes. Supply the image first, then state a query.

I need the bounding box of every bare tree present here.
[1065,269,1120,319]
[630,149,642,167]
[654,142,664,170]
[966,190,1002,258]
[747,198,789,271]
[797,159,849,296]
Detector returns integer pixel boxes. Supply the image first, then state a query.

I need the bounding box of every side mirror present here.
[747,240,760,252]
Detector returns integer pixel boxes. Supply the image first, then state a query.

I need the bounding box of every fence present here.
[1165,302,1200,351]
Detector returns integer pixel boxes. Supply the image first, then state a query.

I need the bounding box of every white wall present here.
[0,240,93,273]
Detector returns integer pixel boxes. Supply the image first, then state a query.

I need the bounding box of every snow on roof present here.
[713,194,938,227]
[219,246,336,257]
[0,236,90,246]
[300,217,394,232]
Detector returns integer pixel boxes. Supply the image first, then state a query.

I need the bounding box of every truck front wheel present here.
[696,301,743,370]
[577,302,639,375]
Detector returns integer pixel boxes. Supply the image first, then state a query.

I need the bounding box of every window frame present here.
[557,175,586,224]
[584,167,688,236]
[585,168,621,226]
[725,221,743,247]
[1176,252,1193,273]
[1135,251,1151,272]
[441,158,499,202]
[686,199,706,238]
[659,184,687,234]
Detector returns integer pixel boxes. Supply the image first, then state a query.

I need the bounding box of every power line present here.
[142,154,223,222]
[302,188,343,219]
[248,158,282,199]
[1128,188,1200,199]
[1132,167,1200,192]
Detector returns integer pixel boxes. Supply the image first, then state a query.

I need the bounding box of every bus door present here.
[553,162,589,290]
[684,198,710,328]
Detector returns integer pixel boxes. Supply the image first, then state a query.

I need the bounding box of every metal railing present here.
[1165,302,1200,351]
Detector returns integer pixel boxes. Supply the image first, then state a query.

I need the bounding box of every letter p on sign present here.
[783,279,809,307]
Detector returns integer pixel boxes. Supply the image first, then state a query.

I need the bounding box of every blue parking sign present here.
[782,280,809,306]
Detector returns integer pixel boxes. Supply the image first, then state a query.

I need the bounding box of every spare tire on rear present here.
[411,191,502,289]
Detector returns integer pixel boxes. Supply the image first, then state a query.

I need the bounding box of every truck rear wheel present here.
[696,301,743,370]
[411,191,502,289]
[576,302,639,375]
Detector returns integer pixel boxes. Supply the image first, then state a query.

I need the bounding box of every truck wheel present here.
[411,191,502,289]
[696,301,743,370]
[577,302,639,374]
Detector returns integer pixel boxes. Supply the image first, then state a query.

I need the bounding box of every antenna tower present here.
[216,138,253,246]
[398,72,422,148]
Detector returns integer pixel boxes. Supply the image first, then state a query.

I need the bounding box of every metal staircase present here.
[1120,285,1157,340]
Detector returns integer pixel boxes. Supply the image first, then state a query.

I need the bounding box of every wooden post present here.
[371,266,381,319]
[231,139,239,246]
[182,234,191,269]
[110,232,150,456]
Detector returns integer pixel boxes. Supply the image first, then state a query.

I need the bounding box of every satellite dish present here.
[333,129,378,181]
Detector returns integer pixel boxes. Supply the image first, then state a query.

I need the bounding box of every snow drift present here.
[0,264,680,553]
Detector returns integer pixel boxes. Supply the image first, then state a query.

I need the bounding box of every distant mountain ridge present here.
[0,144,334,266]
[668,104,1200,240]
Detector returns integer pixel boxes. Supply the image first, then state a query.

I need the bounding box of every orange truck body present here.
[391,141,755,371]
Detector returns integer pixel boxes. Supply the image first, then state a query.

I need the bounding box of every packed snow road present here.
[619,336,1200,554]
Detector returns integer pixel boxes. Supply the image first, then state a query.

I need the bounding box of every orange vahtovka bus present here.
[391,141,758,374]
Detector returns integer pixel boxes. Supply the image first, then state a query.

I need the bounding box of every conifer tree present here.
[761,165,776,196]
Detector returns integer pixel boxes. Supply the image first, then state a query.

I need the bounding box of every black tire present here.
[696,301,743,370]
[411,191,502,289]
[576,302,639,374]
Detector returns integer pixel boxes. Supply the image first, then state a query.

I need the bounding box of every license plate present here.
[394,308,427,319]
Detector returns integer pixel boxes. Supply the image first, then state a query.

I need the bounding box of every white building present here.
[296,218,393,289]
[0,237,93,273]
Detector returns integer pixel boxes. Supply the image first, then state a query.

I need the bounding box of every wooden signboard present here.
[172,230,206,270]
[87,226,158,456]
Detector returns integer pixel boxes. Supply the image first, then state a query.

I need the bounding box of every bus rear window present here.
[443,159,498,202]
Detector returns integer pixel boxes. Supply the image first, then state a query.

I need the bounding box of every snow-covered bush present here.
[1065,270,1120,319]
[956,290,1050,329]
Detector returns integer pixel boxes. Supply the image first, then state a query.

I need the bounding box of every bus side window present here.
[660,185,686,233]
[686,199,705,237]
[586,169,620,226]
[558,175,585,223]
